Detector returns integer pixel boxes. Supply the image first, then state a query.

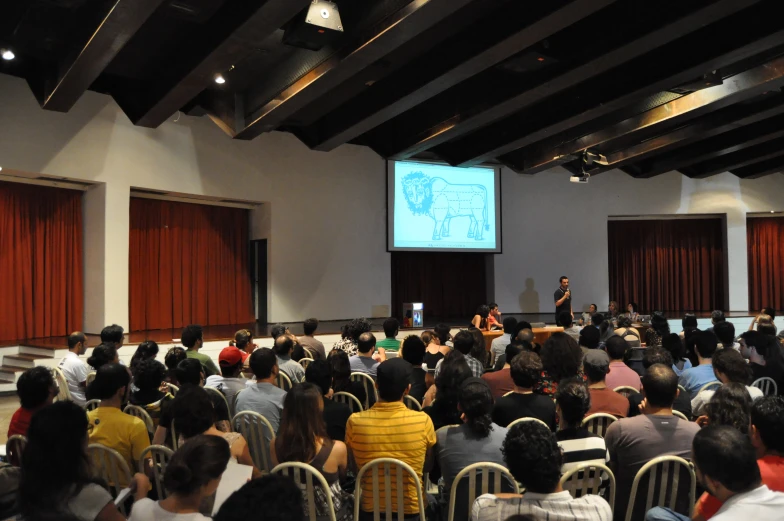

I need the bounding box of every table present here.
[483,327,564,350]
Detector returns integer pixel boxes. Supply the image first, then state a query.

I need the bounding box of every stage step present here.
[3,353,53,369]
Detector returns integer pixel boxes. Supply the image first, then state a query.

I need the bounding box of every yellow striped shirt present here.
[346,401,436,514]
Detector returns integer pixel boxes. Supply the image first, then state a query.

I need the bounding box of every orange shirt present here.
[696,455,784,518]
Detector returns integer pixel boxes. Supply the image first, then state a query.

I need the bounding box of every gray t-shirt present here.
[349,355,380,378]
[298,335,326,359]
[277,356,305,383]
[235,382,287,437]
[436,423,508,499]
[67,483,113,521]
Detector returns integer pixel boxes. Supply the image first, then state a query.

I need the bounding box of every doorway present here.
[250,239,268,323]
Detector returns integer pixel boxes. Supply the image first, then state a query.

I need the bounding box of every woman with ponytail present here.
[130,341,159,378]
[129,435,231,521]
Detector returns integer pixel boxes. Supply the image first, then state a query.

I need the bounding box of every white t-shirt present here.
[59,351,90,406]
[691,385,764,416]
[129,498,211,521]
[205,375,248,399]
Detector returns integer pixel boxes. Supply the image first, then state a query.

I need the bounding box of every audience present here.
[129,359,174,426]
[346,358,436,520]
[305,360,352,441]
[228,329,254,364]
[349,332,381,377]
[490,316,518,362]
[299,318,326,359]
[435,330,484,378]
[182,324,219,377]
[662,333,692,376]
[493,327,535,371]
[327,349,367,406]
[471,421,612,521]
[401,335,428,403]
[482,343,520,399]
[627,347,693,420]
[213,474,304,521]
[100,323,125,349]
[424,351,472,427]
[469,327,489,369]
[714,321,739,350]
[376,317,401,353]
[87,343,119,370]
[129,340,159,378]
[604,335,642,391]
[492,350,556,429]
[614,316,642,347]
[679,330,718,399]
[584,349,631,418]
[8,366,57,438]
[129,435,231,521]
[697,382,752,433]
[645,314,670,348]
[692,347,763,416]
[423,330,447,372]
[579,325,601,355]
[555,377,608,472]
[273,334,305,383]
[740,330,784,390]
[559,312,581,342]
[164,346,187,385]
[59,331,90,406]
[536,332,583,396]
[332,317,372,356]
[205,347,249,399]
[235,348,287,436]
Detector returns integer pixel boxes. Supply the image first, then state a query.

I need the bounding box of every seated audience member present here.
[714,321,739,350]
[164,346,187,385]
[87,343,119,371]
[299,318,326,359]
[471,421,612,521]
[579,325,601,355]
[555,378,608,472]
[559,312,581,342]
[679,330,718,399]
[680,314,699,339]
[647,425,784,521]
[493,327,536,371]
[592,313,615,344]
[86,363,151,479]
[129,435,231,521]
[758,320,778,337]
[584,349,630,418]
[436,378,508,507]
[21,401,150,521]
[493,351,557,429]
[749,308,776,331]
[471,304,492,331]
[581,303,598,326]
[645,314,670,348]
[740,330,784,389]
[270,384,349,520]
[469,327,489,369]
[488,302,502,329]
[270,323,289,341]
[59,331,90,406]
[182,324,219,377]
[536,332,583,397]
[328,349,367,406]
[697,382,752,433]
[423,330,446,372]
[401,335,428,404]
[346,358,436,520]
[129,340,159,379]
[306,360,352,441]
[349,332,381,377]
[332,318,372,356]
[604,336,642,391]
[626,302,639,321]
[662,333,692,376]
[434,323,453,348]
[376,317,401,353]
[424,351,472,427]
[692,347,763,416]
[213,474,304,521]
[614,316,642,347]
[273,334,305,383]
[627,347,693,420]
[605,364,700,520]
[491,316,518,362]
[435,330,484,378]
[235,348,287,435]
[8,367,57,438]
[101,323,125,350]
[482,343,521,399]
[205,347,249,399]
[706,309,726,333]
[129,359,174,426]
[228,329,254,363]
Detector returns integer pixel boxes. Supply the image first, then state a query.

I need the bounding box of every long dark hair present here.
[87,343,117,370]
[459,378,493,438]
[276,383,328,463]
[130,340,159,377]
[469,328,487,362]
[432,351,472,424]
[86,363,130,401]
[539,333,582,381]
[705,382,752,434]
[327,349,351,392]
[20,402,97,520]
[651,314,671,336]
[165,435,231,496]
[662,333,686,362]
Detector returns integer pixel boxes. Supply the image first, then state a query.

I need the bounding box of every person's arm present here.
[422,417,437,473]
[346,444,358,473]
[555,290,569,307]
[333,441,349,479]
[236,437,262,479]
[749,315,759,331]
[471,315,480,328]
[270,436,279,467]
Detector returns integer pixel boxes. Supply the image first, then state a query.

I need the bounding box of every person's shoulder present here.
[573,493,612,513]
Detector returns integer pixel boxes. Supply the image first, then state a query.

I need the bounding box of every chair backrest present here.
[204,386,231,415]
[272,461,337,521]
[299,358,315,370]
[170,420,180,450]
[232,410,275,473]
[448,462,520,521]
[613,386,640,398]
[276,371,294,392]
[751,377,778,396]
[350,372,379,410]
[582,413,618,437]
[303,347,318,360]
[139,445,174,499]
[502,390,514,397]
[167,383,179,396]
[403,394,422,411]
[123,404,155,437]
[560,462,616,514]
[84,398,101,411]
[87,444,133,514]
[332,391,364,413]
[625,455,696,521]
[507,416,550,430]
[698,381,722,393]
[672,410,689,421]
[86,371,97,387]
[677,384,687,393]
[51,367,72,402]
[353,457,426,521]
[6,435,27,467]
[230,389,243,418]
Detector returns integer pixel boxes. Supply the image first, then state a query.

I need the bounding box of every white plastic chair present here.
[448,462,520,521]
[502,390,515,397]
[353,457,426,521]
[350,372,379,410]
[507,416,550,430]
[582,413,618,437]
[204,385,231,415]
[276,371,294,392]
[672,410,689,421]
[167,383,179,396]
[332,391,364,413]
[232,410,275,473]
[51,367,72,402]
[299,358,315,370]
[86,371,97,387]
[560,462,616,513]
[613,386,640,398]
[698,381,722,393]
[84,399,101,411]
[123,404,155,438]
[6,434,26,467]
[403,394,422,411]
[87,444,133,514]
[625,455,696,521]
[751,377,778,396]
[272,461,337,521]
[139,445,174,499]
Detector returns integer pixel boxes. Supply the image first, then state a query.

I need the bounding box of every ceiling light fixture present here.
[214,74,226,84]
[1,49,15,61]
[771,210,776,213]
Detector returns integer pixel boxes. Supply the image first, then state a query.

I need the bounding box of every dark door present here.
[250,239,268,323]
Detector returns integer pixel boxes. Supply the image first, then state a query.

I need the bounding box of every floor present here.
[0,394,19,445]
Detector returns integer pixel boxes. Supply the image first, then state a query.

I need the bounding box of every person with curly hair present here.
[645,314,670,348]
[129,340,159,378]
[692,348,762,416]
[164,346,187,385]
[129,358,174,427]
[535,332,583,397]
[331,318,372,356]
[697,382,752,433]
[423,351,472,431]
[471,421,612,521]
[493,350,556,429]
[87,343,119,371]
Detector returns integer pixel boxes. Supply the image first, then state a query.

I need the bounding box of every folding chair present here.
[502,391,515,397]
[299,358,315,370]
[204,386,231,416]
[672,410,689,421]
[6,435,27,467]
[625,455,696,521]
[448,462,520,521]
[403,395,422,411]
[87,444,133,515]
[582,413,618,437]
[272,461,337,521]
[613,386,640,399]
[751,377,778,396]
[560,462,616,513]
[123,405,155,439]
[332,391,364,413]
[86,371,97,387]
[276,371,294,392]
[350,372,379,410]
[84,399,101,411]
[507,416,550,430]
[167,383,179,396]
[353,458,426,521]
[51,367,72,402]
[232,411,275,473]
[698,381,722,393]
[139,445,174,499]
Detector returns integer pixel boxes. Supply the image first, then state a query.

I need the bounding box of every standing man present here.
[554,276,572,326]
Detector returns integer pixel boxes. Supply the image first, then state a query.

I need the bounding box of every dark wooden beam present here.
[38,0,165,112]
[681,136,784,178]
[731,155,784,178]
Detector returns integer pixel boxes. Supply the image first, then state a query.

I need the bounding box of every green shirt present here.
[376,338,401,351]
[186,349,219,377]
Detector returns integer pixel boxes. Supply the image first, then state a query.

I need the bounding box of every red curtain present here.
[129,198,253,331]
[747,217,784,311]
[608,219,726,312]
[0,182,83,342]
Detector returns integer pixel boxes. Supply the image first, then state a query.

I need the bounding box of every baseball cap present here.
[583,349,610,370]
[219,347,244,366]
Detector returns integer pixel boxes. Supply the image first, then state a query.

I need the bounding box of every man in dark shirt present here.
[554,276,572,326]
[627,347,692,420]
[401,335,428,404]
[305,360,351,441]
[492,350,556,430]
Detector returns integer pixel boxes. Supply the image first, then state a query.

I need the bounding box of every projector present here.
[570,174,590,184]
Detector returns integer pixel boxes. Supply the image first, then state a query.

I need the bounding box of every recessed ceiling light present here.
[771,210,776,213]
[214,74,226,84]
[1,49,14,61]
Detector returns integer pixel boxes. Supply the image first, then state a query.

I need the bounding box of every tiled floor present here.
[0,395,19,445]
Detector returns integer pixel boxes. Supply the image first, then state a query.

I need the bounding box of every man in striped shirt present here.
[346,358,436,520]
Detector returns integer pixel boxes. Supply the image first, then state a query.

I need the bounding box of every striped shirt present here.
[346,401,436,515]
[471,491,612,521]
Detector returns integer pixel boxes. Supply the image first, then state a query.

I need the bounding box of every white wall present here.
[0,74,391,330]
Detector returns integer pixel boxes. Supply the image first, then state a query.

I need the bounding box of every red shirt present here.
[587,388,630,418]
[482,368,514,399]
[7,407,34,438]
[696,455,784,518]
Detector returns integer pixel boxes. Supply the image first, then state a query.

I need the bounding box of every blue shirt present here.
[678,364,716,399]
[235,382,287,437]
[349,355,380,378]
[671,358,693,377]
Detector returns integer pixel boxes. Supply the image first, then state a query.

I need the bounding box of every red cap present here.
[219,347,244,366]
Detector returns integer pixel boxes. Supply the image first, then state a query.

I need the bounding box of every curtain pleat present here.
[747,217,784,311]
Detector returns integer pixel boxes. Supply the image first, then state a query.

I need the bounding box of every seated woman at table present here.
[625,302,639,322]
[471,305,492,331]
[607,301,620,319]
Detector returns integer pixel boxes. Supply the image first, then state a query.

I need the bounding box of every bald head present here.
[357,332,376,354]
[68,331,87,354]
[642,363,679,408]
[273,334,295,357]
[517,328,534,344]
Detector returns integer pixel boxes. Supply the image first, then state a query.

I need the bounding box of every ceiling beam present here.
[732,155,784,178]
[38,0,165,112]
[233,0,479,141]
[681,136,784,178]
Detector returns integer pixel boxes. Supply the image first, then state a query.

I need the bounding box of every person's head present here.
[758,322,777,336]
[711,310,726,325]
[273,335,295,357]
[420,330,436,346]
[213,474,304,521]
[641,364,678,408]
[583,349,610,384]
[489,303,499,314]
[181,324,203,349]
[704,382,752,434]
[661,333,686,362]
[468,328,486,360]
[682,314,698,330]
[540,333,582,381]
[346,317,372,342]
[503,421,563,493]
[100,324,124,347]
[559,276,569,289]
[381,317,398,339]
[558,312,573,328]
[762,307,776,318]
[327,349,351,383]
[218,347,244,378]
[627,302,638,313]
[556,377,591,429]
[751,395,784,456]
[401,335,426,366]
[694,330,718,360]
[504,343,523,366]
[502,316,518,335]
[172,385,216,438]
[133,359,167,394]
[434,351,472,411]
[458,377,494,438]
[651,314,671,335]
[87,343,118,370]
[270,324,288,340]
[303,318,319,336]
[17,366,57,410]
[714,321,736,348]
[165,434,231,499]
[176,358,206,386]
[305,360,333,396]
[608,301,618,314]
[452,330,474,355]
[579,325,600,349]
[616,315,632,328]
[375,357,412,402]
[516,328,535,350]
[234,329,252,349]
[643,346,674,370]
[591,313,605,328]
[692,425,761,501]
[86,363,130,402]
[165,346,188,383]
[278,383,328,462]
[510,350,543,389]
[357,332,376,354]
[740,331,784,371]
[475,305,490,320]
[589,303,598,314]
[712,347,752,385]
[434,323,451,345]
[605,335,629,361]
[130,340,159,376]
[67,331,87,354]
[249,348,278,380]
